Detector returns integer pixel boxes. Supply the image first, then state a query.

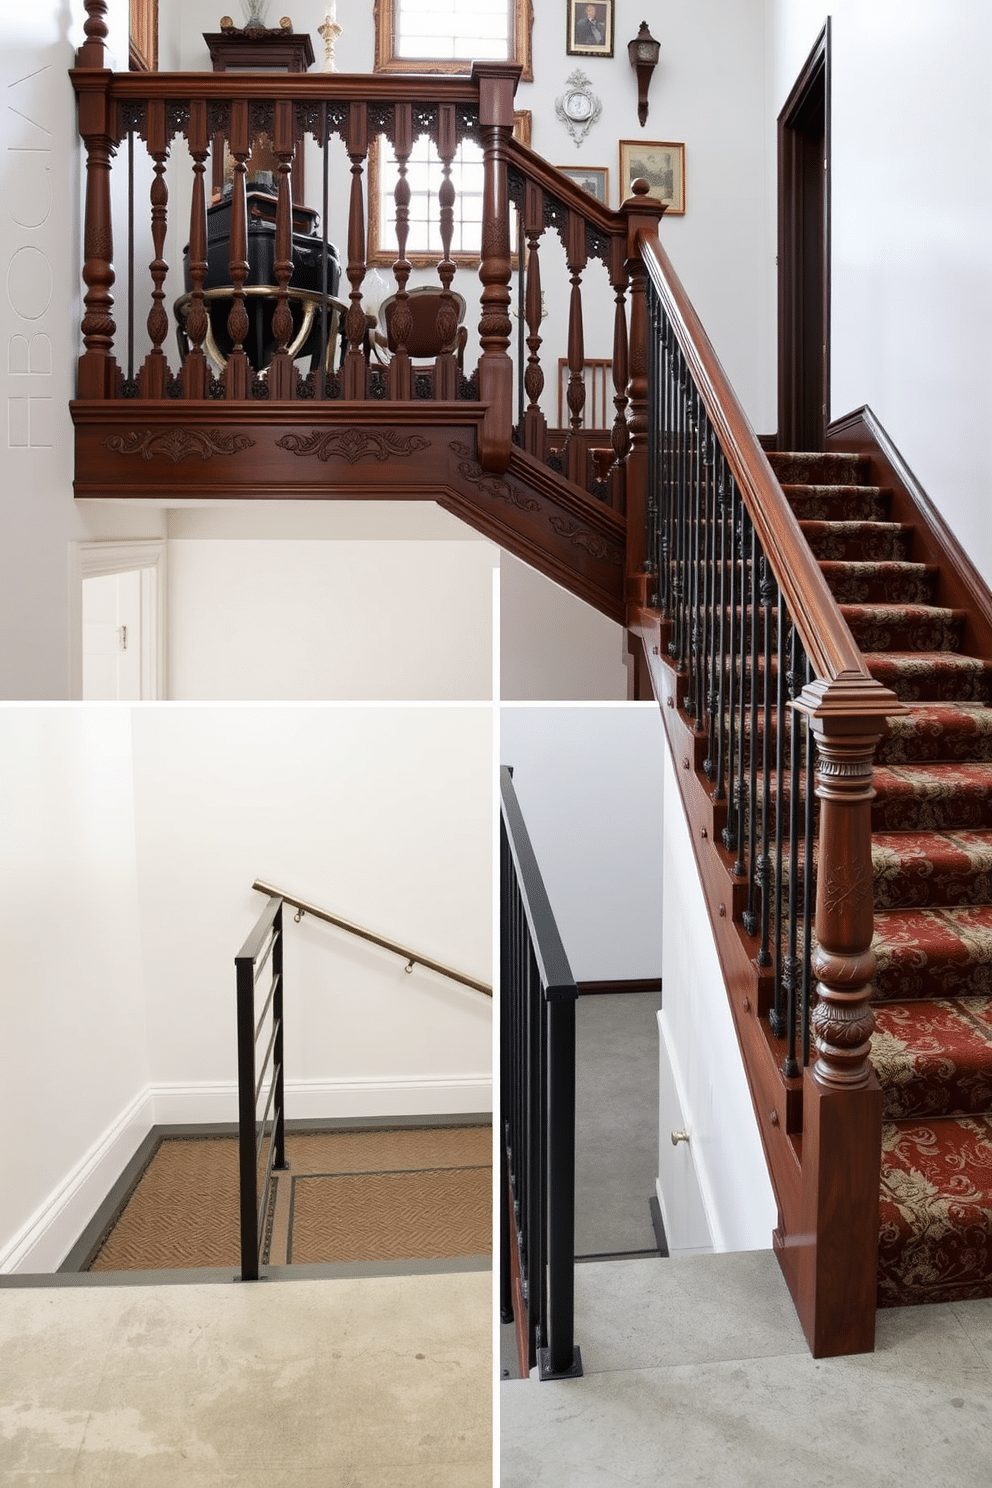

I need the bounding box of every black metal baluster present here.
[770,590,788,1037]
[782,619,803,1076]
[756,553,775,968]
[733,505,751,878]
[802,651,816,1067]
[713,452,730,803]
[702,422,718,780]
[743,522,761,926]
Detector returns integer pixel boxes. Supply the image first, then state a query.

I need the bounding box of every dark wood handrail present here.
[638,230,901,720]
[71,69,485,107]
[251,879,492,997]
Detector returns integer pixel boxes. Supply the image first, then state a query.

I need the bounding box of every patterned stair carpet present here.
[768,449,992,1307]
[86,1125,492,1272]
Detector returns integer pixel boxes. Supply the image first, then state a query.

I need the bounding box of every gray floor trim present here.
[38,1114,493,1284]
[2,1254,492,1289]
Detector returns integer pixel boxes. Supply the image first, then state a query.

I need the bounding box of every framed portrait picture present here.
[619,140,686,215]
[567,0,614,58]
[557,166,609,206]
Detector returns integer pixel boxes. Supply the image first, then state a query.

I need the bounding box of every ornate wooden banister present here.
[634,211,905,1357]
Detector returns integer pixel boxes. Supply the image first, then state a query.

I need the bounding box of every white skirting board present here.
[2,1075,493,1274]
[0,1087,155,1275]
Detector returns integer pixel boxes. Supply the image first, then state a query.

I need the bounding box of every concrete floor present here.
[575,992,664,1259]
[0,1270,491,1486]
[500,1248,992,1488]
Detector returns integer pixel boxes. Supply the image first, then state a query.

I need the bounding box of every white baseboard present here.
[1,1088,154,1274]
[2,1075,493,1274]
[151,1075,493,1125]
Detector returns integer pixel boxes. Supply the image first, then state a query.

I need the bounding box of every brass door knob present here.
[671,1129,690,1146]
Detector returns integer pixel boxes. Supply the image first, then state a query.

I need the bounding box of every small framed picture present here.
[557,166,609,206]
[567,1,614,58]
[619,140,686,215]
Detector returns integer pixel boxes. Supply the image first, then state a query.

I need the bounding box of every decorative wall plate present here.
[555,69,602,146]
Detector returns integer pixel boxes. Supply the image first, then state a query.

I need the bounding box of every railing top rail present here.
[639,228,902,716]
[251,879,492,997]
[505,137,624,238]
[236,892,282,965]
[71,69,487,107]
[500,767,576,997]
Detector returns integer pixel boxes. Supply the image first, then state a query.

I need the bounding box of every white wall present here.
[659,745,776,1252]
[165,502,498,700]
[0,706,150,1271]
[0,3,166,700]
[499,704,664,983]
[767,0,992,585]
[499,555,629,701]
[130,705,493,1120]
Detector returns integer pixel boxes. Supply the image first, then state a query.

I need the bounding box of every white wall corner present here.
[1,1087,154,1274]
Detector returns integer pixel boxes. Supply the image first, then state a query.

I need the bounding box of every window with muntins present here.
[374,0,533,79]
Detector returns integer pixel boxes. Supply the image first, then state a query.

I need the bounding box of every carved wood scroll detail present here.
[102,429,255,462]
[548,514,623,567]
[450,440,540,513]
[276,429,430,463]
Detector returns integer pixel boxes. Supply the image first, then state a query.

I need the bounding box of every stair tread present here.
[872,904,992,1002]
[873,763,992,832]
[879,702,992,763]
[872,829,992,911]
[874,998,992,1121]
[878,1113,992,1306]
[866,652,992,703]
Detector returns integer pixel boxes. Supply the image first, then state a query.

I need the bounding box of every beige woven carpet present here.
[86,1125,491,1272]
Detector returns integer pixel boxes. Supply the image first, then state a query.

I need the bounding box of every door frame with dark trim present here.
[777,20,830,452]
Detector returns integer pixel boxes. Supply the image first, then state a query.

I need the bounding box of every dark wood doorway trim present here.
[777,21,830,451]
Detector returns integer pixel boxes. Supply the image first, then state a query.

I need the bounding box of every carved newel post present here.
[794,680,888,1357]
[474,62,521,474]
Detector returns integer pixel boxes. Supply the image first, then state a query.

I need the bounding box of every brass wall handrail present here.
[251,879,492,997]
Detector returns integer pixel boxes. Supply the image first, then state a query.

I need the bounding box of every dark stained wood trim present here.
[827,405,992,661]
[576,978,662,996]
[627,609,880,1358]
[73,400,626,621]
[777,21,830,452]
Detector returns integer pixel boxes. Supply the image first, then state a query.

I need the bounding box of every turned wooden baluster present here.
[520,179,546,457]
[388,102,414,401]
[794,684,886,1357]
[563,208,588,486]
[608,238,630,515]
[73,38,119,398]
[474,62,519,473]
[137,99,170,399]
[432,103,460,402]
[267,99,298,400]
[77,0,108,68]
[341,102,370,400]
[224,99,251,399]
[181,100,210,400]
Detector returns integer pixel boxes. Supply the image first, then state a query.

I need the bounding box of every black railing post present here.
[541,981,580,1380]
[272,901,287,1174]
[236,943,259,1282]
[500,767,583,1382]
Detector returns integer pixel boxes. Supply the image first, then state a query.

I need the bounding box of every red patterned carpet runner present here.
[87,1125,491,1271]
[769,450,992,1306]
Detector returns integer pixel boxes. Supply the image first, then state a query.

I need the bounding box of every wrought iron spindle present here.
[757,553,775,968]
[782,617,804,1075]
[712,452,730,801]
[721,464,741,840]
[702,422,718,777]
[770,581,789,1037]
[743,522,761,931]
[801,650,816,1067]
[733,503,751,878]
